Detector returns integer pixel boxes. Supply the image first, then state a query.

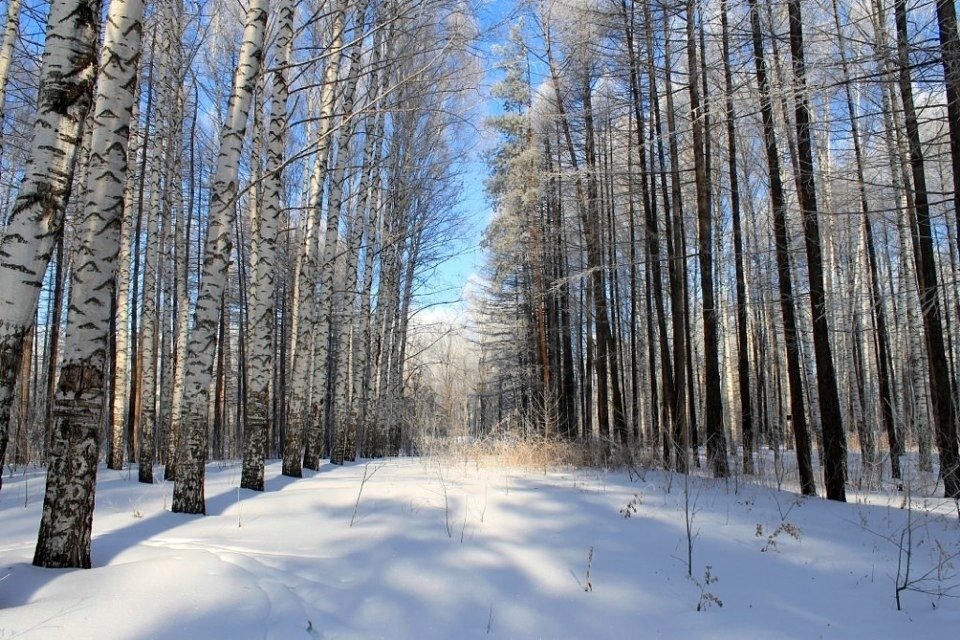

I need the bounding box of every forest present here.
[0,0,958,610]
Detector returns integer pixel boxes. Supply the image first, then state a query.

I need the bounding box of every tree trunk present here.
[0,0,22,157]
[934,0,960,263]
[172,0,267,514]
[285,0,348,476]
[687,0,728,477]
[310,7,366,467]
[748,0,816,496]
[895,0,960,498]
[0,0,102,491]
[661,12,690,473]
[786,0,847,502]
[33,0,144,567]
[719,0,754,475]
[138,134,163,485]
[242,0,292,491]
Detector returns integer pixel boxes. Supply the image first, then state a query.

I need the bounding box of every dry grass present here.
[417,434,653,474]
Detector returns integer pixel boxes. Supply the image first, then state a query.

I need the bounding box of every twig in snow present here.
[350,462,382,527]
[436,461,452,538]
[480,484,488,524]
[584,546,594,592]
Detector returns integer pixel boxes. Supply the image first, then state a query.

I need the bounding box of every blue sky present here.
[420,0,519,313]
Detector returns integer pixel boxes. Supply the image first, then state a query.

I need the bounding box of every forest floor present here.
[1,453,958,638]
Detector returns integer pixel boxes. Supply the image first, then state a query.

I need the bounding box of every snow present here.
[1,457,958,639]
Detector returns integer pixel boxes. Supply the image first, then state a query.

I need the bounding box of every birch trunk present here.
[137,147,162,484]
[242,0,293,491]
[33,0,145,567]
[0,0,101,493]
[354,176,382,457]
[166,78,196,482]
[172,0,268,514]
[107,91,141,471]
[350,23,386,459]
[720,0,754,475]
[0,0,22,156]
[310,11,366,468]
[284,0,348,476]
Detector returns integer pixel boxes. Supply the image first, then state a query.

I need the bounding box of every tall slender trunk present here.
[138,126,164,485]
[310,7,366,467]
[43,240,66,455]
[127,38,158,465]
[661,12,690,472]
[0,0,101,493]
[720,0,754,475]
[243,0,293,491]
[172,0,268,514]
[108,90,142,471]
[895,0,960,498]
[166,83,198,482]
[934,0,960,262]
[687,0,728,477]
[786,0,847,502]
[640,0,676,463]
[830,0,900,479]
[0,0,22,157]
[33,0,145,567]
[354,125,384,457]
[748,0,816,495]
[345,14,385,459]
[285,0,348,476]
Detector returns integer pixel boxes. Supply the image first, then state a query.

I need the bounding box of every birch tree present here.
[0,0,101,491]
[311,5,367,467]
[33,0,145,567]
[0,0,22,156]
[172,0,268,514]
[242,0,293,491]
[284,0,348,477]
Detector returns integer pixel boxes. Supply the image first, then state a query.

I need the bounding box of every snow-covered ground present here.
[1,457,958,639]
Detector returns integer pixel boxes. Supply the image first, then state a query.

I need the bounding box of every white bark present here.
[167,89,192,483]
[108,92,141,471]
[137,145,162,484]
[309,9,366,467]
[0,0,22,155]
[0,0,101,494]
[172,0,268,514]
[154,0,187,482]
[33,0,145,568]
[348,24,386,458]
[284,0,349,476]
[242,0,293,491]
